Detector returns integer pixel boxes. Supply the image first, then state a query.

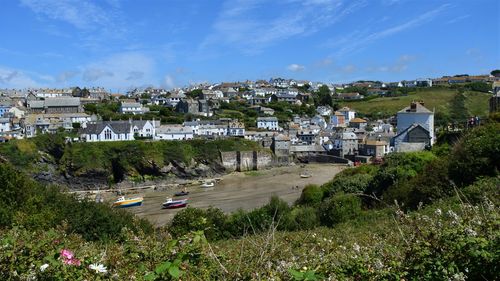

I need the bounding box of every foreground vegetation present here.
[0,120,498,280]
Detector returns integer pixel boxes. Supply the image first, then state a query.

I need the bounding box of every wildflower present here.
[374,259,384,270]
[446,210,460,223]
[353,243,360,253]
[434,208,442,216]
[40,264,49,272]
[64,258,81,266]
[465,228,477,237]
[60,249,80,266]
[89,263,108,274]
[302,266,308,271]
[449,272,466,281]
[60,249,74,260]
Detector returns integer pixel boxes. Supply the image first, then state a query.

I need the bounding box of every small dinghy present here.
[200,181,215,188]
[162,198,188,209]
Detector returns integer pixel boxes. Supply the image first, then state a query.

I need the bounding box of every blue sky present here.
[0,0,498,92]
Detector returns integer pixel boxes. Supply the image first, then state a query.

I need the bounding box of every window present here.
[104,128,112,140]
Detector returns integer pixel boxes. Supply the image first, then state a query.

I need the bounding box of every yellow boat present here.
[112,196,143,208]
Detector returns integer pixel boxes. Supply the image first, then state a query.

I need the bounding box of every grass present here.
[342,87,490,118]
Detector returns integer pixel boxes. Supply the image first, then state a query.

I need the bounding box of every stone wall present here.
[220,150,274,172]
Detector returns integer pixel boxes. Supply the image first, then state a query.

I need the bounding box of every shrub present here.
[448,122,500,186]
[461,177,500,205]
[319,193,362,227]
[286,206,320,231]
[321,173,373,199]
[297,184,323,206]
[384,158,453,209]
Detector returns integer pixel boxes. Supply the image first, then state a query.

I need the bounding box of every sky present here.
[0,0,499,92]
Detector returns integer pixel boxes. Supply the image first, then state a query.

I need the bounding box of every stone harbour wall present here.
[220,150,274,172]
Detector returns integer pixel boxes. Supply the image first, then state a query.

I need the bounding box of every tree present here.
[314,85,333,107]
[491,69,500,77]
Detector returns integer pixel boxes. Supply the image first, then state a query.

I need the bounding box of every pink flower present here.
[60,249,81,266]
[60,249,74,260]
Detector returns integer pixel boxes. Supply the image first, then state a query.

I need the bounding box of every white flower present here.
[89,263,108,273]
[353,243,360,253]
[447,210,460,223]
[465,228,477,237]
[374,259,384,270]
[40,264,49,272]
[434,208,442,216]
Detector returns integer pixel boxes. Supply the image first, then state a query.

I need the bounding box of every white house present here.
[0,118,11,133]
[155,125,194,140]
[80,121,135,142]
[392,101,435,152]
[131,120,157,138]
[79,120,157,142]
[120,102,149,114]
[257,116,279,130]
[338,107,356,123]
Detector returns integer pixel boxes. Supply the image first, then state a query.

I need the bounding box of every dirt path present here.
[117,164,345,226]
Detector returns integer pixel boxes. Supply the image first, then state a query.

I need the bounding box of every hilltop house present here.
[392,101,434,152]
[120,102,149,115]
[155,125,194,140]
[79,120,157,142]
[257,116,279,131]
[27,97,82,114]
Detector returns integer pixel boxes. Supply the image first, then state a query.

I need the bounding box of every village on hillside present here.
[0,74,498,164]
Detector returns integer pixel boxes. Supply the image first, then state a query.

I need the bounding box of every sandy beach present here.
[110,163,345,227]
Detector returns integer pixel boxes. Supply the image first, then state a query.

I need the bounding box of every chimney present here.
[410,101,417,111]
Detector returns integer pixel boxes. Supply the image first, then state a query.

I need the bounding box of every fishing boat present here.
[200,181,215,188]
[174,190,189,197]
[162,198,188,209]
[300,173,312,178]
[112,196,143,208]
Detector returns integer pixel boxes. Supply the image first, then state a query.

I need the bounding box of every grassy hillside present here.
[342,87,490,119]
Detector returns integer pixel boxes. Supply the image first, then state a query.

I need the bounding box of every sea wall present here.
[220,151,273,172]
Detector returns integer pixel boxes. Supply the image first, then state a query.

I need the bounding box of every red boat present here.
[162,198,188,209]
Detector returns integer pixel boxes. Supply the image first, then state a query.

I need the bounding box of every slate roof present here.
[398,102,432,113]
[257,117,278,122]
[80,121,132,135]
[44,97,81,107]
[28,100,45,108]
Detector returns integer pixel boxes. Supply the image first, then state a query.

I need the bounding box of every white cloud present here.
[202,0,366,54]
[328,4,450,56]
[56,70,79,82]
[20,0,112,30]
[162,75,176,89]
[79,52,156,89]
[341,65,357,73]
[0,67,42,88]
[446,14,470,25]
[287,64,305,72]
[83,69,114,82]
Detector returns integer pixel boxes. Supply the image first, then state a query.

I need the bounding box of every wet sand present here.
[119,164,345,227]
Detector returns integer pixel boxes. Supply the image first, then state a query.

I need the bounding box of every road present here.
[113,163,345,227]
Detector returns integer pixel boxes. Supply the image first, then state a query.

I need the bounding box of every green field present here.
[342,87,490,119]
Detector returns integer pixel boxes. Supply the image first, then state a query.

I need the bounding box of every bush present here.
[297,184,323,206]
[461,177,500,205]
[286,206,320,231]
[322,173,373,199]
[169,207,235,241]
[364,152,437,204]
[319,193,362,227]
[0,163,151,241]
[448,122,500,186]
[384,158,453,209]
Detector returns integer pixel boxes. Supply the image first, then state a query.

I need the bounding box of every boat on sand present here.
[162,198,188,209]
[200,181,215,188]
[112,196,143,208]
